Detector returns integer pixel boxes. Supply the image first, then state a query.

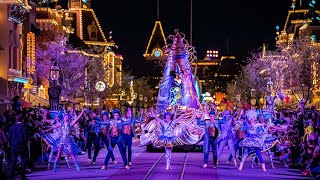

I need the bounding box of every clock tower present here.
[143,21,167,61]
[142,0,167,91]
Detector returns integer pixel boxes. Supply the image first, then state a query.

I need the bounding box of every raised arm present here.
[95,120,109,125]
[197,117,206,126]
[150,108,164,124]
[44,122,61,133]
[71,108,85,126]
[252,122,265,128]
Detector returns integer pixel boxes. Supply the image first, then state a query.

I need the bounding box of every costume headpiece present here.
[209,110,216,115]
[112,109,121,115]
[246,110,257,121]
[102,111,109,117]
[86,110,92,114]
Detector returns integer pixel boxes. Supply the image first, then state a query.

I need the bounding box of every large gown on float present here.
[140,31,204,148]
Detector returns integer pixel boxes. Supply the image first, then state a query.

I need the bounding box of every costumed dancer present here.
[197,109,220,168]
[238,110,267,171]
[85,110,101,165]
[251,112,278,169]
[44,111,71,169]
[217,109,238,166]
[46,108,85,171]
[149,108,193,170]
[100,109,129,170]
[227,108,247,163]
[121,107,142,166]
[97,112,117,165]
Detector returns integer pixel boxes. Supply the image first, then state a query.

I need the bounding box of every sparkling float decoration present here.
[140,30,204,147]
[157,29,199,114]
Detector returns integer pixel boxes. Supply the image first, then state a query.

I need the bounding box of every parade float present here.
[140,30,206,150]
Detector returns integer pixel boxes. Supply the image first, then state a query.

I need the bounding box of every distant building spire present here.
[157,0,160,20]
[226,37,230,55]
[262,43,267,58]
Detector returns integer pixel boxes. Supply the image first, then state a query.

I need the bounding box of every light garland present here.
[105,52,115,87]
[221,56,236,61]
[291,19,312,24]
[26,32,35,74]
[144,21,167,56]
[67,50,100,57]
[69,8,107,42]
[191,61,219,66]
[36,19,58,26]
[83,41,114,46]
[62,25,74,34]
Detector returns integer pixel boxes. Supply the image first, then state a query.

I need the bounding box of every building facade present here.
[192,50,239,104]
[32,0,123,107]
[276,0,320,107]
[0,0,35,112]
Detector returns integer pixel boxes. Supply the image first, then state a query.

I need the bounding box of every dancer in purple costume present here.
[46,109,85,171]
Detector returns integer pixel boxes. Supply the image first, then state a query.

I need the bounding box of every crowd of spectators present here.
[0,101,319,179]
[271,107,320,179]
[0,105,124,179]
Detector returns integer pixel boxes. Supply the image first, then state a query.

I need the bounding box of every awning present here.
[0,93,11,105]
[7,69,30,84]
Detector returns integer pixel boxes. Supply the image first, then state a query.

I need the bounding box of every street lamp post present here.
[48,61,61,111]
[95,81,106,117]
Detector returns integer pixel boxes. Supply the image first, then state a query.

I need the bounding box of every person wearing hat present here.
[101,109,129,170]
[150,108,194,170]
[121,107,142,166]
[84,110,101,165]
[94,111,117,166]
[44,111,72,170]
[216,109,238,166]
[249,113,278,169]
[226,109,247,164]
[238,110,268,171]
[43,108,85,172]
[197,109,220,168]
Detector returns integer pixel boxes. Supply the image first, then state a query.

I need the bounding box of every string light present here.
[191,62,219,66]
[67,50,100,57]
[69,8,108,42]
[144,21,167,56]
[36,19,58,25]
[26,32,35,74]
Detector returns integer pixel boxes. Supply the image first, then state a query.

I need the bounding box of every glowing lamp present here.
[50,61,60,81]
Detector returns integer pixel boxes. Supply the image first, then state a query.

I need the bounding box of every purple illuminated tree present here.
[234,36,320,109]
[280,37,320,107]
[35,35,89,97]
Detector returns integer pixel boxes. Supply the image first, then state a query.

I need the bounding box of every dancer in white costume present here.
[149,108,194,170]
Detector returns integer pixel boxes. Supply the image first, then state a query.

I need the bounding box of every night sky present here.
[91,0,291,76]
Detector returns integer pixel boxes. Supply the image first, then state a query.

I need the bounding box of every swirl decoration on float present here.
[140,30,204,148]
[162,29,197,63]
